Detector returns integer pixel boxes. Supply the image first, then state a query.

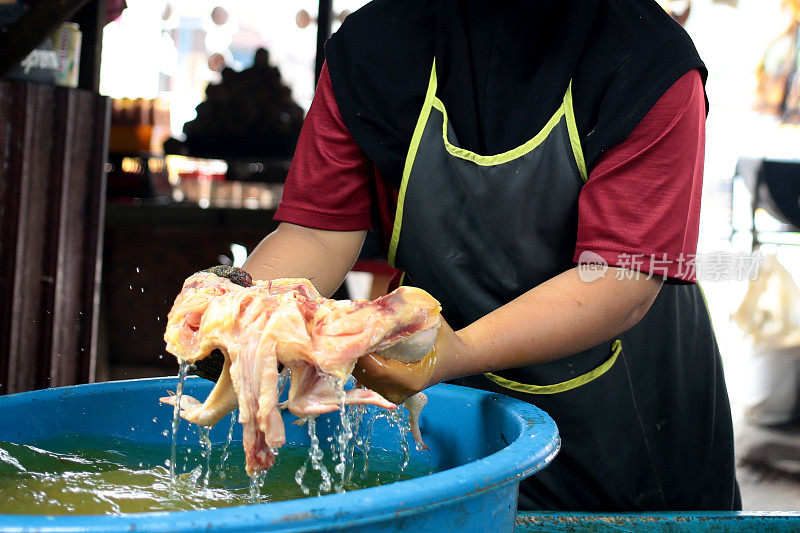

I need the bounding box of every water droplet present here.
[129,285,133,290]
[162,429,169,437]
[141,288,144,293]
[152,417,157,423]
[132,326,136,330]
[136,267,140,274]
[130,427,135,431]
[158,355,163,359]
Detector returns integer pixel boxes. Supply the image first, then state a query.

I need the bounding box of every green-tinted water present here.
[0,434,436,515]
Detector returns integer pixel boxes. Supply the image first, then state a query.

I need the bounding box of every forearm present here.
[243,222,366,297]
[429,267,663,384]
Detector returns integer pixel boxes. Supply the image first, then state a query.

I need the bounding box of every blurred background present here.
[3,0,800,510]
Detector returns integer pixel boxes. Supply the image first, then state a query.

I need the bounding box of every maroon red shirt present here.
[276,62,706,282]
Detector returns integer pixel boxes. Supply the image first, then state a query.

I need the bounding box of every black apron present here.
[389,62,741,511]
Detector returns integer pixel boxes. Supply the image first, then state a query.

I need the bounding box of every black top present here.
[325,0,707,186]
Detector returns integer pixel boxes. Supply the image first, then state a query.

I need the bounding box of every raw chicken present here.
[159,272,440,475]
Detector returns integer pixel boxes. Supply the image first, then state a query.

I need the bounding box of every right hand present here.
[353,317,466,404]
[352,347,440,405]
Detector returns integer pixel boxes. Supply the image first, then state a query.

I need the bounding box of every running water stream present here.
[165,367,423,503]
[169,361,192,480]
[198,426,212,487]
[218,410,237,479]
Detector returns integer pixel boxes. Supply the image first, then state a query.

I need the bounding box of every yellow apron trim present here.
[483,339,622,395]
[697,283,717,337]
[432,97,567,167]
[564,81,588,183]
[387,59,439,267]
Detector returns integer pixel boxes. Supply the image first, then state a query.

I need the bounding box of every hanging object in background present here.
[208,52,226,73]
[755,0,800,123]
[733,253,800,425]
[177,48,304,161]
[211,6,228,26]
[295,8,350,29]
[733,253,800,351]
[5,22,81,87]
[656,0,692,26]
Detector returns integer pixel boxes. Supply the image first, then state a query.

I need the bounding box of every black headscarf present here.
[325,0,706,186]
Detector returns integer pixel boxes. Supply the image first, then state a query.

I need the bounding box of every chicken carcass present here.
[159,272,440,475]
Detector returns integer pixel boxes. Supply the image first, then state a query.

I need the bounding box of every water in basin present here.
[0,430,436,515]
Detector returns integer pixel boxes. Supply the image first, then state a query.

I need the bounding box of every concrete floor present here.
[736,421,800,510]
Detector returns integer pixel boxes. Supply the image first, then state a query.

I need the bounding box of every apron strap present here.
[564,81,588,183]
[483,340,621,395]
[388,60,439,267]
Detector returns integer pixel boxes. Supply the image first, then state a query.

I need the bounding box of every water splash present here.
[198,426,212,487]
[169,361,191,480]
[352,404,412,475]
[359,408,379,475]
[218,409,237,479]
[331,378,352,492]
[294,458,310,495]
[344,404,367,484]
[306,418,332,494]
[388,406,411,471]
[277,367,290,396]
[248,471,265,504]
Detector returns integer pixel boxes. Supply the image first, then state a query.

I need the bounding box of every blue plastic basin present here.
[0,377,559,532]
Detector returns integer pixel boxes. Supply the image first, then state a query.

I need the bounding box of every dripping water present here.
[388,406,411,471]
[332,378,352,492]
[306,418,332,494]
[218,409,237,479]
[345,403,367,484]
[294,457,310,496]
[277,366,290,396]
[198,426,212,487]
[248,471,265,503]
[169,361,191,480]
[359,408,379,475]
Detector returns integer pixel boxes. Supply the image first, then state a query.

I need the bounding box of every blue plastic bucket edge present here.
[0,377,561,532]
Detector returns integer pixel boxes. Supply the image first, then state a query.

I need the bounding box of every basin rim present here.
[0,376,560,532]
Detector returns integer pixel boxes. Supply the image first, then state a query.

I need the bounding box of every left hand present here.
[192,265,253,382]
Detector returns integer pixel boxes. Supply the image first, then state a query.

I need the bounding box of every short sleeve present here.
[274,61,375,231]
[573,69,705,283]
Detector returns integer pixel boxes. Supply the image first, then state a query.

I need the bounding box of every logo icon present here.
[577,251,608,282]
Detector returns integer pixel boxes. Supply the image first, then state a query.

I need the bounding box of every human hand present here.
[353,318,466,404]
[190,266,253,382]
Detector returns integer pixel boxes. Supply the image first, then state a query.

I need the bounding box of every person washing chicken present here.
[218,0,739,510]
